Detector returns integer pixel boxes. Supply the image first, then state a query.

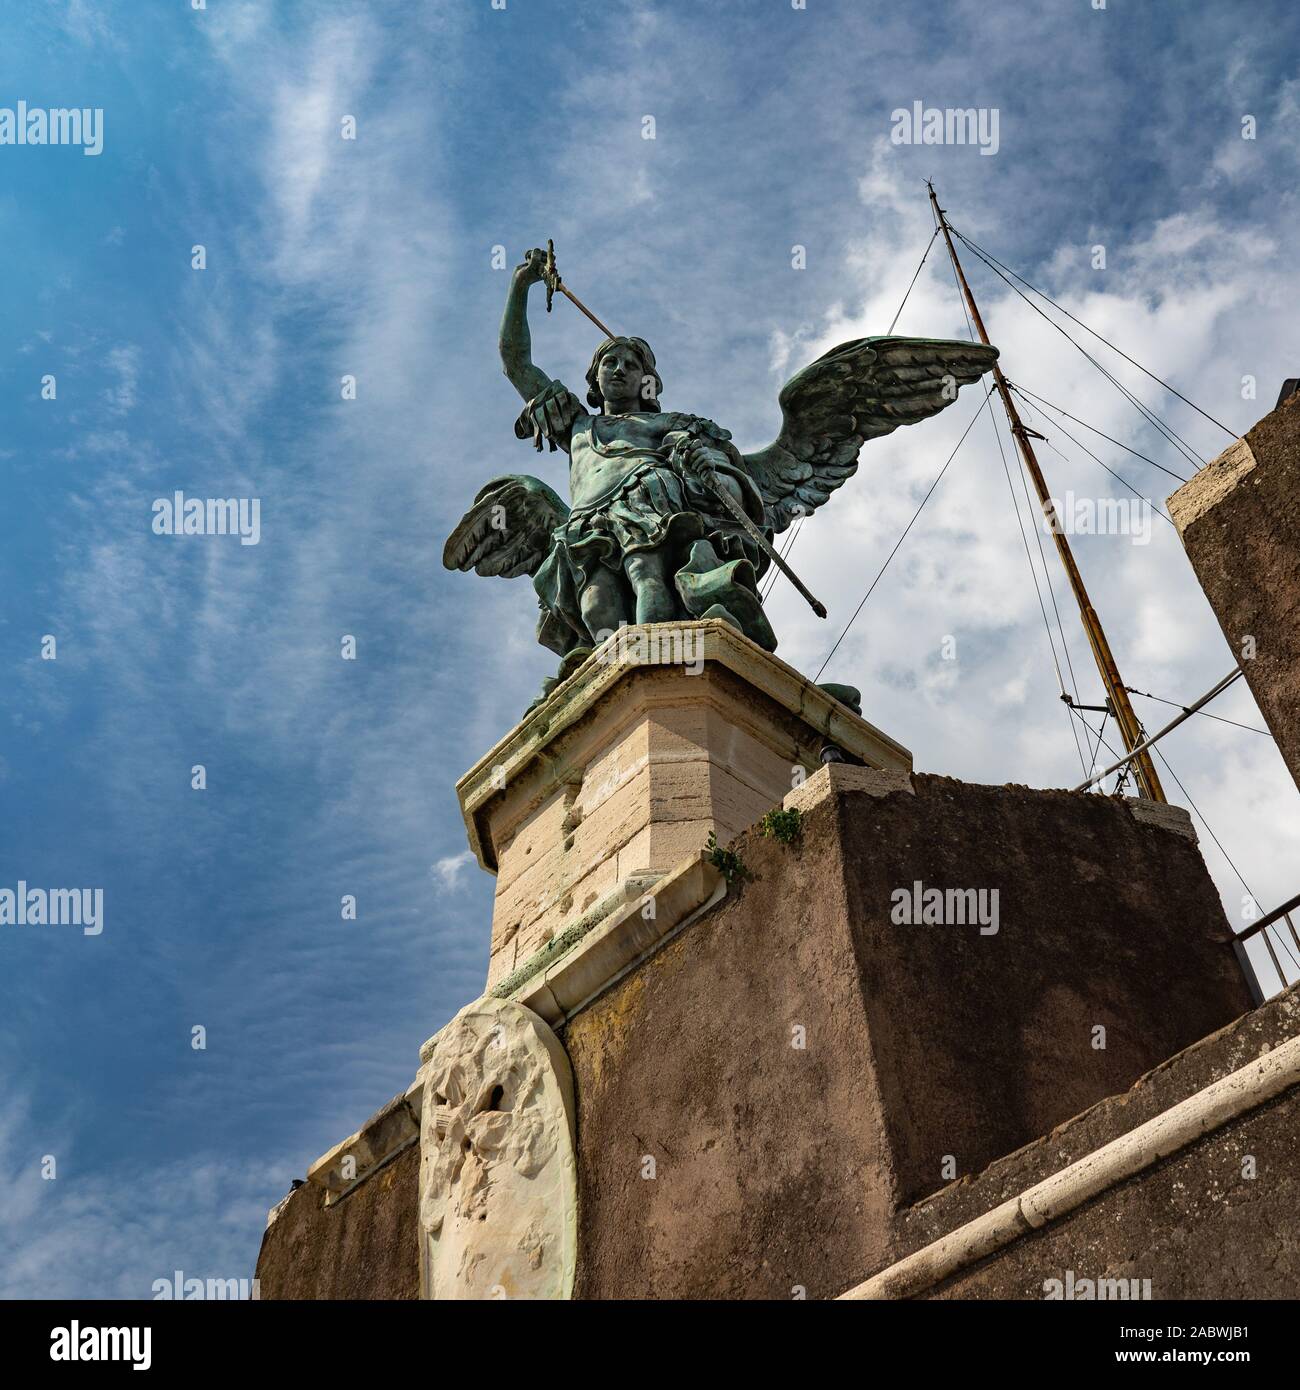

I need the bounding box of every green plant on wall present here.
[704,830,750,884]
[759,806,803,845]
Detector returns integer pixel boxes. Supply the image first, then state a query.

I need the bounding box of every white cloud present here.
[433,851,474,890]
[101,346,140,416]
[0,1089,289,1299]
[59,0,125,52]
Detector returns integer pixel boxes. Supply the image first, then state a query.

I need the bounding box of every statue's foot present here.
[676,542,777,651]
[700,602,743,633]
[523,683,555,716]
[817,682,862,716]
[523,646,594,717]
[556,645,593,682]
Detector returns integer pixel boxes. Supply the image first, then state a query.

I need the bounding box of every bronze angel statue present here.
[445,246,997,699]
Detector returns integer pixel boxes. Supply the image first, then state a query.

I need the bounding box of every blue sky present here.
[2,0,1298,1297]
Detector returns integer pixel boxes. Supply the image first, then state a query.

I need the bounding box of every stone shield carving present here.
[416,997,577,1300]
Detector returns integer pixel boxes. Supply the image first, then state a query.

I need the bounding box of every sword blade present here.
[695,465,828,619]
[559,285,617,340]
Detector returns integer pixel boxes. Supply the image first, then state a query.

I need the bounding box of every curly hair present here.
[585,336,663,412]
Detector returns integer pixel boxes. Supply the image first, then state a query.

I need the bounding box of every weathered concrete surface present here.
[928,1091,1298,1299]
[836,776,1249,1208]
[1169,394,1300,790]
[568,792,892,1301]
[567,773,1252,1300]
[255,1141,419,1300]
[890,983,1300,1299]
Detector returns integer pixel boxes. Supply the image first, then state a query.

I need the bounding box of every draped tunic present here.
[518,387,774,656]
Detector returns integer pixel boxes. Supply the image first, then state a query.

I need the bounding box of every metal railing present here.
[1232,890,1300,1005]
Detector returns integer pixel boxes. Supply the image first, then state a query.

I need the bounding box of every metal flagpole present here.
[927,182,1166,802]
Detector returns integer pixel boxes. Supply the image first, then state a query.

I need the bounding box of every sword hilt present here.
[544,238,559,314]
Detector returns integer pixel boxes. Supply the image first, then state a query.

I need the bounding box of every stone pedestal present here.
[1168,393,1300,790]
[455,620,912,989]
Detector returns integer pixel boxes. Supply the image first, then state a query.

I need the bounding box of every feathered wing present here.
[442,475,569,579]
[742,336,999,533]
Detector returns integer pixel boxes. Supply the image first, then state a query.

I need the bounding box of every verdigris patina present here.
[444,246,997,699]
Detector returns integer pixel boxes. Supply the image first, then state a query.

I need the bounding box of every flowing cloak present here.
[518,392,776,656]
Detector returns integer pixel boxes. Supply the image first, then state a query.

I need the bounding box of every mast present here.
[926,182,1166,803]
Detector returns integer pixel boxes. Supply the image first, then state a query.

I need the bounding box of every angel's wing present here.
[742,336,999,533]
[442,474,569,579]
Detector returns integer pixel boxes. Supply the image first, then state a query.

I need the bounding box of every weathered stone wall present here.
[567,774,1252,1299]
[255,772,1265,1300]
[836,777,1250,1208]
[894,983,1300,1299]
[255,1142,419,1300]
[567,790,892,1300]
[929,1092,1299,1299]
[1169,394,1300,790]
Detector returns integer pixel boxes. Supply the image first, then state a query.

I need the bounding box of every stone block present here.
[1169,394,1300,790]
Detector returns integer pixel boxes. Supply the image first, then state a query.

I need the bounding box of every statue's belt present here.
[564,453,753,521]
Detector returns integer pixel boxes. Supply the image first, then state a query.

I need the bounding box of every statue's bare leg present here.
[624,551,676,625]
[580,566,627,643]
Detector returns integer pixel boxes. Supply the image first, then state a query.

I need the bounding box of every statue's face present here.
[597,344,653,412]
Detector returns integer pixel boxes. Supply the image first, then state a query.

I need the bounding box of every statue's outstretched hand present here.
[515,248,549,285]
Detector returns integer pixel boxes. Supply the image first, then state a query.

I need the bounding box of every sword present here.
[542,240,828,620]
[542,240,618,339]
[676,444,828,619]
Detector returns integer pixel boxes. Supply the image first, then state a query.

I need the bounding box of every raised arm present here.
[500,249,554,402]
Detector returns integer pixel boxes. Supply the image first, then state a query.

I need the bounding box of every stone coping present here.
[305,1091,420,1207]
[1124,795,1197,841]
[1167,435,1256,533]
[488,872,660,1000]
[507,851,726,1028]
[782,763,1197,845]
[783,762,915,814]
[456,619,913,872]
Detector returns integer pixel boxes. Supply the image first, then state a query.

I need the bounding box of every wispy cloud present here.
[101,344,140,416]
[0,1088,288,1299]
[433,851,474,891]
